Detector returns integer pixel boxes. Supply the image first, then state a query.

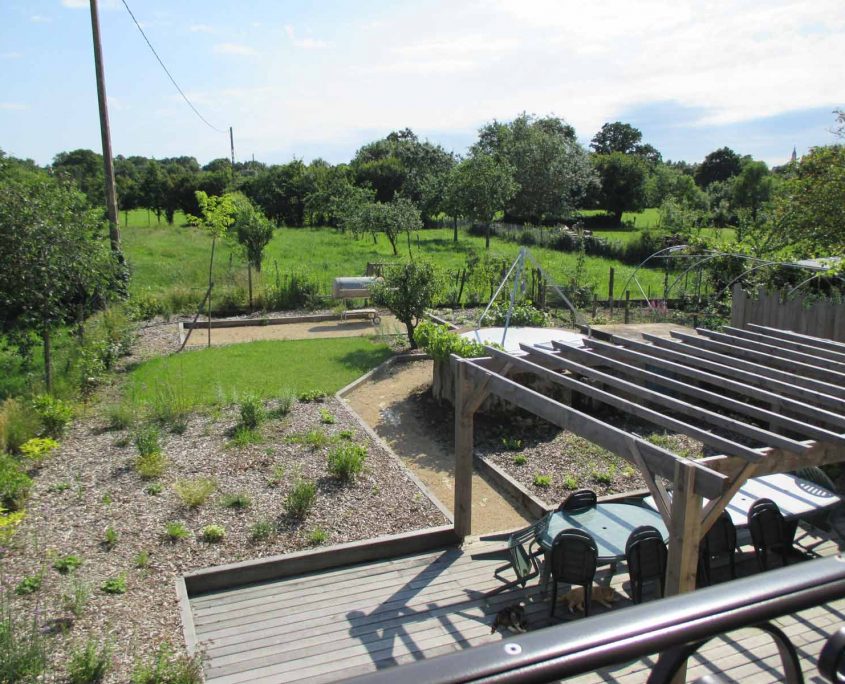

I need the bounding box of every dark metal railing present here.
[342,555,845,684]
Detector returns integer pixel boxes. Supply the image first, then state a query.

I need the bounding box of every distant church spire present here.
[791,146,797,162]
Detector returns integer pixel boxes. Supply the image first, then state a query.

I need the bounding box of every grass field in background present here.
[121,209,670,306]
[125,337,393,408]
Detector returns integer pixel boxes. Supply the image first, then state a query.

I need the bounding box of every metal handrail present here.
[342,555,845,683]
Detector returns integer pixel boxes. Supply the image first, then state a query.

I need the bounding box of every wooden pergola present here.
[452,323,845,596]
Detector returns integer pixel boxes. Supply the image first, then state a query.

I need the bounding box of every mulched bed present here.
[3,396,447,682]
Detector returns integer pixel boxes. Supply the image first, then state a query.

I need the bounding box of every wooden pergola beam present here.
[642,333,845,404]
[748,324,845,353]
[669,330,845,385]
[491,345,770,462]
[608,336,845,416]
[463,359,728,499]
[524,344,809,455]
[702,440,845,476]
[555,341,845,444]
[724,326,845,364]
[696,328,845,374]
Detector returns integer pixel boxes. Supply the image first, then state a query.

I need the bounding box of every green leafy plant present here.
[272,389,296,418]
[414,320,489,361]
[134,425,161,457]
[130,642,203,684]
[297,389,327,403]
[228,425,263,447]
[0,397,40,455]
[238,394,266,430]
[32,394,74,437]
[164,521,189,542]
[591,464,617,485]
[201,524,226,543]
[284,479,317,519]
[0,507,24,545]
[136,451,167,480]
[0,454,32,511]
[308,528,328,545]
[319,408,335,424]
[135,550,150,569]
[267,464,285,487]
[250,520,274,542]
[14,573,42,596]
[338,429,354,440]
[67,638,112,684]
[103,526,119,550]
[104,402,136,431]
[220,492,251,510]
[0,600,47,683]
[287,429,332,450]
[512,454,527,466]
[49,481,71,493]
[172,478,217,508]
[563,475,578,490]
[61,577,90,618]
[18,437,59,467]
[145,482,163,495]
[327,443,367,482]
[53,554,83,575]
[101,573,127,595]
[533,474,551,488]
[149,381,191,434]
[501,436,523,451]
[101,492,112,506]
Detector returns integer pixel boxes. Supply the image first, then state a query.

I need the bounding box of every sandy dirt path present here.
[346,359,532,535]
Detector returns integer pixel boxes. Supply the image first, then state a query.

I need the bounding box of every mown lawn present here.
[125,337,393,407]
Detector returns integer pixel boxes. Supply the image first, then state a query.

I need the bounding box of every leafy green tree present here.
[592,152,648,223]
[0,157,118,390]
[645,164,708,209]
[228,192,274,309]
[448,153,518,249]
[51,149,105,208]
[371,261,441,348]
[474,114,593,224]
[590,122,642,155]
[732,160,774,221]
[695,147,742,189]
[239,161,312,226]
[344,197,423,256]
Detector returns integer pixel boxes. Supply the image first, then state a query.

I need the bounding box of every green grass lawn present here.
[125,337,392,407]
[122,209,668,305]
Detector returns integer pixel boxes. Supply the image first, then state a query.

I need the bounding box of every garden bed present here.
[3,396,448,682]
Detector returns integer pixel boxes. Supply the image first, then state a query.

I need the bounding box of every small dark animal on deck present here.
[491,604,528,633]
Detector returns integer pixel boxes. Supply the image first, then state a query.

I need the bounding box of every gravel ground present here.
[4,394,446,682]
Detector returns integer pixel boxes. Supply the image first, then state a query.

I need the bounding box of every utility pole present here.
[89,0,121,254]
[229,126,235,166]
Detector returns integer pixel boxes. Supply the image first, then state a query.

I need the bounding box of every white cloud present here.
[0,103,28,111]
[213,43,258,57]
[189,23,214,33]
[30,15,52,23]
[284,24,328,49]
[61,0,118,8]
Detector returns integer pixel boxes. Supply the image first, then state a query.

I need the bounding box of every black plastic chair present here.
[626,525,667,604]
[557,489,597,512]
[549,528,598,618]
[490,523,541,593]
[794,466,838,533]
[698,511,737,586]
[747,498,798,571]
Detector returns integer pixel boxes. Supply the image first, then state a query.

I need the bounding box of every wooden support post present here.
[608,268,615,317]
[624,290,631,324]
[452,357,474,540]
[592,293,598,318]
[665,459,702,597]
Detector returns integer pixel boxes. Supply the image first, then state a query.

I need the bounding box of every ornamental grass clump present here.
[172,478,217,509]
[284,479,316,519]
[327,444,367,482]
[238,394,266,430]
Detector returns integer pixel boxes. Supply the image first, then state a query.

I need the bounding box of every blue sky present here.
[1,0,843,168]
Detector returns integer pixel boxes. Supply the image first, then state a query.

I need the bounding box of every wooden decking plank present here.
[190,548,464,607]
[193,553,491,620]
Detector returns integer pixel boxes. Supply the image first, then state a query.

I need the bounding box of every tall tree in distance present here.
[695,147,743,189]
[593,152,648,223]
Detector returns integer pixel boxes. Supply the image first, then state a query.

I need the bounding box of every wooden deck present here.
[189,530,845,683]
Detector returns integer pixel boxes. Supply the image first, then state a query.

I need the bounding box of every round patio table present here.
[536,502,668,563]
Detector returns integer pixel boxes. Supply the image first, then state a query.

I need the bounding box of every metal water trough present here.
[332,277,381,300]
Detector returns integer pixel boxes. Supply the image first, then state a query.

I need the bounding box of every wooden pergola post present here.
[665,460,702,596]
[453,356,474,540]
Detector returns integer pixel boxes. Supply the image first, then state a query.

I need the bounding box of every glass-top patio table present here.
[535,502,669,564]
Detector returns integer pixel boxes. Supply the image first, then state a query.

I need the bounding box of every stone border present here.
[182,312,376,330]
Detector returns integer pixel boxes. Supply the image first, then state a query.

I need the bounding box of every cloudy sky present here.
[2,0,843,167]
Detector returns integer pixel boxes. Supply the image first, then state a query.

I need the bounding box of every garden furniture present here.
[548,528,598,617]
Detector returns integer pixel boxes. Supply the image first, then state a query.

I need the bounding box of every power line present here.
[119,0,226,134]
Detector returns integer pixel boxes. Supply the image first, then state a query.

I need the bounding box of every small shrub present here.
[250,520,274,542]
[327,444,367,482]
[15,573,42,595]
[307,528,328,545]
[533,474,551,488]
[201,525,225,543]
[61,577,91,618]
[134,550,150,569]
[338,429,354,440]
[0,398,40,454]
[220,492,251,510]
[101,573,127,595]
[53,554,83,575]
[104,403,136,431]
[103,526,119,550]
[512,454,527,466]
[591,464,617,485]
[134,425,161,457]
[287,429,331,450]
[67,638,111,683]
[32,395,74,437]
[266,465,285,487]
[0,602,47,682]
[563,475,578,490]
[501,436,523,451]
[319,408,335,425]
[172,478,217,509]
[49,481,71,493]
[136,451,167,480]
[145,482,163,496]
[284,479,317,519]
[19,437,59,468]
[297,389,326,403]
[272,389,296,417]
[239,395,266,430]
[0,506,25,545]
[228,426,262,447]
[164,521,189,542]
[130,642,203,684]
[101,492,112,506]
[0,454,31,511]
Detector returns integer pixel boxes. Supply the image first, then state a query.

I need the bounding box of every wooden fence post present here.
[452,357,474,540]
[608,268,615,318]
[624,290,631,324]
